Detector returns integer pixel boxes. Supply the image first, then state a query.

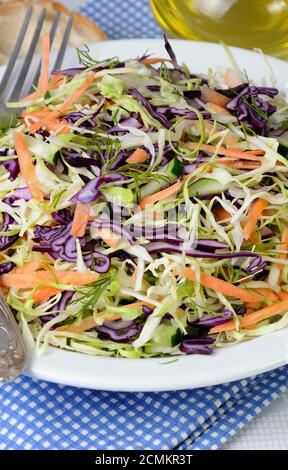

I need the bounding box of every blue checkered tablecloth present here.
[0,368,287,450]
[0,0,288,451]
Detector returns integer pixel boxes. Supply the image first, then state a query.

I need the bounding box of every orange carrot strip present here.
[277,228,288,270]
[126,148,148,164]
[58,74,95,113]
[142,57,170,65]
[254,288,278,302]
[210,298,288,333]
[242,198,268,241]
[206,102,231,116]
[224,68,243,88]
[21,76,65,102]
[173,266,259,303]
[201,88,231,107]
[139,179,181,209]
[96,228,120,248]
[1,271,98,289]
[220,160,262,170]
[38,32,50,94]
[33,286,61,303]
[22,107,51,118]
[13,132,44,201]
[71,203,91,238]
[186,142,265,159]
[278,290,288,301]
[213,206,230,221]
[47,120,70,134]
[13,260,42,274]
[28,111,61,134]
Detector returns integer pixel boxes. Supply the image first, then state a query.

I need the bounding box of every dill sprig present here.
[73,270,117,317]
[77,45,120,69]
[0,113,16,138]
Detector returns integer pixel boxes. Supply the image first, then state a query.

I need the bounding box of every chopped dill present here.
[73,271,117,318]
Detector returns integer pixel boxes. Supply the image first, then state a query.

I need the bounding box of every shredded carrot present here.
[278,290,288,301]
[139,179,181,209]
[13,260,42,274]
[47,119,70,134]
[142,57,169,65]
[224,68,243,88]
[96,228,120,248]
[57,301,154,333]
[206,102,231,116]
[213,206,231,221]
[33,286,61,303]
[221,160,262,170]
[13,132,44,201]
[21,76,65,102]
[22,107,51,118]
[71,203,91,238]
[209,298,288,333]
[201,88,231,107]
[58,74,95,113]
[28,111,61,134]
[1,271,98,289]
[126,148,148,164]
[186,142,265,159]
[277,228,288,270]
[242,198,268,241]
[254,287,279,303]
[38,32,50,94]
[172,266,259,303]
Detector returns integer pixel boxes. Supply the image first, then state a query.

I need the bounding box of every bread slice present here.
[0,0,107,64]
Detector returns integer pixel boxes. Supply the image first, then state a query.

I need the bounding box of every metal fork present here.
[0,6,73,119]
[0,7,73,383]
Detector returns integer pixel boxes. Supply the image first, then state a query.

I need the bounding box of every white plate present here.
[2,39,288,391]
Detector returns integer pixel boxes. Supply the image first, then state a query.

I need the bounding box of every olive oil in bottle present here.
[150,0,288,58]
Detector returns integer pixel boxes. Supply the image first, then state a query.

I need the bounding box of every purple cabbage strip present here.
[33,222,110,274]
[51,209,72,225]
[128,88,172,129]
[70,177,103,203]
[226,85,278,135]
[0,261,16,275]
[52,67,86,76]
[183,151,208,173]
[95,321,142,343]
[180,335,215,355]
[195,310,233,328]
[62,149,99,168]
[4,187,32,205]
[0,213,19,251]
[145,241,264,273]
[164,33,177,66]
[0,149,20,181]
[70,172,126,203]
[64,112,95,128]
[41,291,75,323]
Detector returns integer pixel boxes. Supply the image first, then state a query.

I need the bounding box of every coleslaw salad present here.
[1,34,288,358]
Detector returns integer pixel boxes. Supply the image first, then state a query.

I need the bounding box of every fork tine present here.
[0,6,33,99]
[29,11,61,93]
[7,8,47,102]
[52,15,73,72]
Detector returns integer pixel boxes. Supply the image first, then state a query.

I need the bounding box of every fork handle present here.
[0,293,27,382]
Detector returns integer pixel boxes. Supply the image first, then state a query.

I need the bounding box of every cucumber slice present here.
[26,133,74,165]
[140,158,183,198]
[188,178,225,197]
[278,143,288,158]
